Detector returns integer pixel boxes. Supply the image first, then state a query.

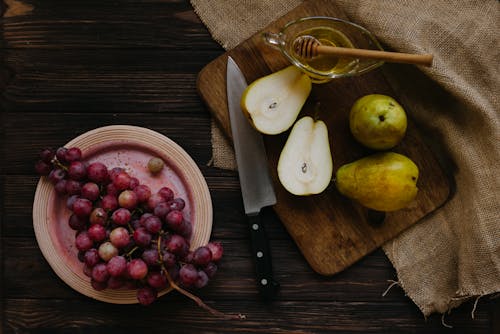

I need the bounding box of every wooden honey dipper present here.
[293,35,433,67]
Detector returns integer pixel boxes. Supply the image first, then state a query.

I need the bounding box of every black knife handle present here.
[248,210,279,300]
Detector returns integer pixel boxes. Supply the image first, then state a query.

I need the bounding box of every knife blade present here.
[226,56,279,299]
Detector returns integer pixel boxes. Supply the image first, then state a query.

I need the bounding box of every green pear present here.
[278,116,333,195]
[350,94,407,150]
[335,152,418,211]
[241,66,312,135]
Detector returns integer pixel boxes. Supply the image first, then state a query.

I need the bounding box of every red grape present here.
[113,171,131,190]
[147,271,167,289]
[73,198,93,217]
[91,263,110,283]
[101,194,118,212]
[134,185,151,203]
[68,213,88,231]
[106,183,119,196]
[88,224,106,242]
[91,279,107,291]
[162,251,176,268]
[118,190,138,209]
[168,198,185,211]
[206,242,223,262]
[167,265,180,282]
[78,250,86,262]
[133,227,152,248]
[147,193,165,211]
[87,162,109,183]
[144,215,162,234]
[130,219,141,230]
[107,276,125,289]
[35,160,52,175]
[109,227,130,248]
[153,201,171,218]
[203,262,218,278]
[98,241,118,262]
[107,255,127,277]
[55,147,68,162]
[137,286,157,306]
[66,195,79,210]
[54,179,68,195]
[165,210,183,230]
[127,259,148,280]
[139,213,153,227]
[48,169,66,184]
[83,248,100,267]
[111,208,131,225]
[183,251,194,263]
[195,270,209,288]
[65,147,82,162]
[142,248,159,267]
[123,280,138,290]
[39,148,55,163]
[166,234,189,257]
[83,264,93,277]
[89,207,107,225]
[158,187,174,202]
[193,246,212,267]
[65,180,82,196]
[68,161,87,180]
[81,182,100,201]
[179,264,198,287]
[129,177,140,189]
[108,167,123,182]
[75,231,93,251]
[178,219,193,240]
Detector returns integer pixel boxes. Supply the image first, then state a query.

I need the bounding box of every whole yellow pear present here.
[335,152,419,212]
[350,94,407,150]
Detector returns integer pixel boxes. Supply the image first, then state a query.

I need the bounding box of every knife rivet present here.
[252,223,259,230]
[261,278,268,285]
[257,251,263,258]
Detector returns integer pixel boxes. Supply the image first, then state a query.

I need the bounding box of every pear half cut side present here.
[241,66,312,135]
[278,116,333,196]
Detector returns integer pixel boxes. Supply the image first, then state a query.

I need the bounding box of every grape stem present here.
[163,268,246,320]
[125,246,139,258]
[157,235,163,263]
[52,159,68,171]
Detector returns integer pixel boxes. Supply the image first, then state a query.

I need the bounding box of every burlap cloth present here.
[191,0,500,318]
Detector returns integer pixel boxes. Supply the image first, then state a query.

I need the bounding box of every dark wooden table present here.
[1,1,498,333]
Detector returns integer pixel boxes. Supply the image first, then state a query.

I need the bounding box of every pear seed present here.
[301,162,308,173]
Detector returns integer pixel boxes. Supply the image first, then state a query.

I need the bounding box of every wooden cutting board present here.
[197,0,450,275]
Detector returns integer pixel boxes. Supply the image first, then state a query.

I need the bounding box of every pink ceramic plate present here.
[33,125,213,303]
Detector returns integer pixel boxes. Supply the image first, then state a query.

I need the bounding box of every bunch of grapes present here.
[35,146,234,314]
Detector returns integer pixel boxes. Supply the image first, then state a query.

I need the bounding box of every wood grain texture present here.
[197,0,450,276]
[0,0,494,332]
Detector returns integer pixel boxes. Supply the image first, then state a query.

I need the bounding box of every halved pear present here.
[241,66,312,135]
[278,116,333,195]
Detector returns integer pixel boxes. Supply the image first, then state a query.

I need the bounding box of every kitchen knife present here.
[226,56,279,299]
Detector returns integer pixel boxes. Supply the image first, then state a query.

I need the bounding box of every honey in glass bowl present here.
[263,16,384,83]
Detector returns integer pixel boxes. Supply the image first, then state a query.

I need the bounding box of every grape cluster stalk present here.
[35,146,245,319]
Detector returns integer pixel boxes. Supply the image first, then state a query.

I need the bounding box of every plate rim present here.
[33,125,213,304]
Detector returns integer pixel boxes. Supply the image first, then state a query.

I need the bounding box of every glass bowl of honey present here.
[263,16,385,83]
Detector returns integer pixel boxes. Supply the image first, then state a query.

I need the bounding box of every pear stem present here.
[313,102,321,121]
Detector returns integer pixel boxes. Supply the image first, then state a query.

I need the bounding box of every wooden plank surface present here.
[197,0,450,276]
[0,0,495,333]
